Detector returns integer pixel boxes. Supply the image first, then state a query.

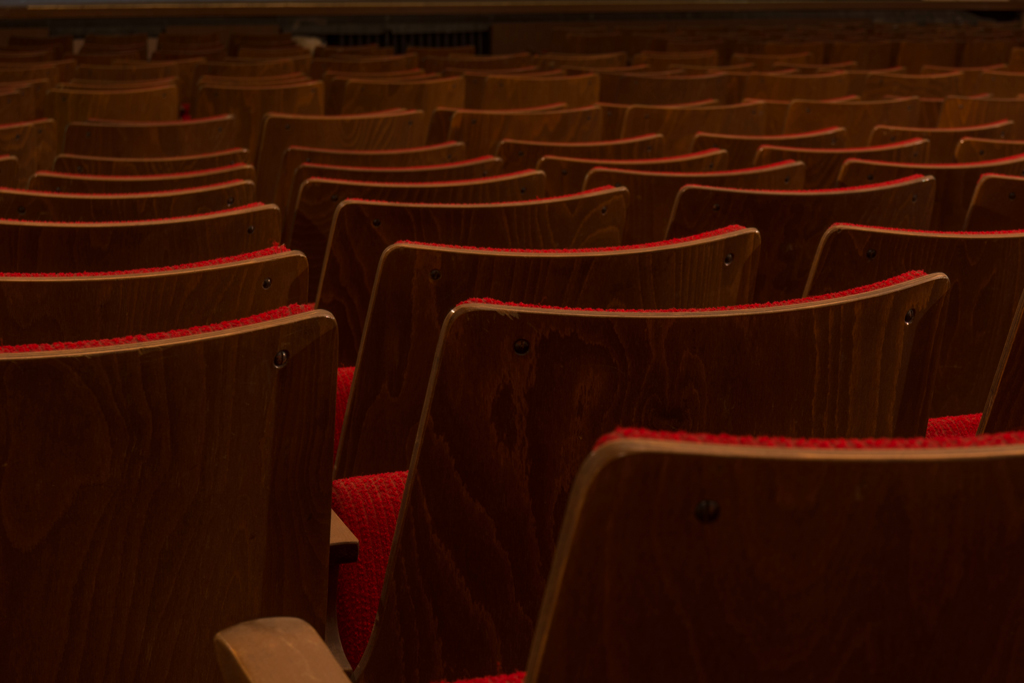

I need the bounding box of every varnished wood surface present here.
[429,103,566,146]
[0,155,16,188]
[0,309,338,683]
[448,105,603,158]
[692,126,847,168]
[784,96,920,146]
[963,173,1024,232]
[837,153,1024,231]
[361,274,948,683]
[54,149,249,176]
[497,133,664,174]
[0,202,279,271]
[29,164,257,194]
[480,73,599,110]
[954,136,1024,163]
[739,71,850,101]
[939,95,1024,138]
[75,61,183,82]
[597,71,727,106]
[535,52,628,70]
[539,148,727,198]
[195,79,325,159]
[666,175,936,302]
[49,83,180,147]
[0,250,307,344]
[64,114,238,158]
[869,119,1012,163]
[291,170,547,311]
[215,618,352,683]
[805,223,1024,417]
[0,179,255,223]
[583,160,805,244]
[336,231,760,477]
[973,70,1024,98]
[621,100,767,155]
[753,138,929,189]
[981,289,1024,433]
[337,76,465,117]
[529,434,1024,682]
[254,110,428,204]
[0,118,55,188]
[317,187,628,366]
[861,71,962,98]
[632,49,718,69]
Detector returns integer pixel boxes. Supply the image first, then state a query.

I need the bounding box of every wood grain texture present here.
[65,76,181,92]
[841,66,906,94]
[48,84,180,147]
[529,435,1024,682]
[981,288,1024,433]
[429,103,565,145]
[29,164,257,194]
[497,133,665,173]
[338,76,465,117]
[274,142,465,214]
[255,110,429,204]
[666,175,936,302]
[731,52,812,68]
[0,250,307,345]
[584,160,805,244]
[336,230,760,477]
[972,70,1024,98]
[195,80,325,159]
[897,39,962,73]
[54,149,249,176]
[534,52,628,69]
[739,71,849,101]
[0,155,16,188]
[360,275,948,683]
[870,119,1012,163]
[805,223,1024,416]
[692,126,847,168]
[448,105,603,158]
[480,73,599,110]
[837,153,1024,231]
[0,180,256,223]
[64,114,238,158]
[632,49,719,69]
[954,136,1024,163]
[939,96,1024,138]
[540,148,728,198]
[311,54,418,79]
[963,173,1024,232]
[215,618,352,683]
[598,71,728,105]
[323,69,427,110]
[291,170,547,305]
[75,61,182,82]
[0,309,338,683]
[861,71,962,98]
[753,138,929,189]
[0,203,280,272]
[317,187,629,366]
[784,96,920,146]
[621,100,767,155]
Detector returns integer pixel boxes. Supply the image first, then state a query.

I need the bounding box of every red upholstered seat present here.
[331,470,407,667]
[335,366,355,452]
[926,413,982,438]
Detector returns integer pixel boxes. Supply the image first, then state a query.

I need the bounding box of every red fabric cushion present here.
[332,470,408,668]
[434,674,526,683]
[926,413,982,438]
[335,366,355,452]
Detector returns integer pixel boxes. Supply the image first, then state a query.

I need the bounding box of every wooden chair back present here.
[870,119,1012,163]
[497,133,665,173]
[963,173,1024,231]
[54,149,248,176]
[971,70,1024,98]
[897,39,962,73]
[540,148,727,197]
[48,84,180,146]
[783,96,919,146]
[0,118,57,187]
[447,105,603,157]
[480,73,599,109]
[691,126,846,167]
[860,71,962,98]
[753,137,929,189]
[64,114,238,158]
[939,96,1024,138]
[336,76,465,117]
[597,71,729,105]
[739,71,849,100]
[954,137,1024,163]
[29,164,257,194]
[621,100,768,154]
[666,175,936,301]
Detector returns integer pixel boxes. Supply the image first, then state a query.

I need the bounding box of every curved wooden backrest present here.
[29,164,257,194]
[54,149,249,176]
[339,76,465,117]
[666,175,936,302]
[528,429,1024,682]
[861,71,962,98]
[939,96,1024,138]
[0,203,280,272]
[732,51,813,67]
[692,126,846,167]
[0,180,256,223]
[963,173,1024,231]
[870,119,1012,163]
[480,73,599,109]
[497,133,665,173]
[753,138,929,189]
[621,100,767,154]
[539,147,726,197]
[75,61,182,82]
[318,186,629,365]
[291,170,547,301]
[311,53,418,78]
[583,160,805,244]
[360,271,949,683]
[837,153,1024,231]
[632,49,719,69]
[806,223,1024,416]
[337,229,760,477]
[49,84,180,146]
[448,105,603,157]
[954,136,1024,163]
[195,80,325,158]
[429,102,566,145]
[255,110,429,203]
[286,156,503,215]
[535,51,629,69]
[597,71,728,105]
[973,70,1024,98]
[897,39,962,73]
[64,114,238,158]
[0,247,307,345]
[0,118,56,187]
[739,71,850,100]
[784,96,920,146]
[0,307,337,683]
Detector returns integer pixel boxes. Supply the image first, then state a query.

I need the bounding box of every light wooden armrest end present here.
[215,617,352,683]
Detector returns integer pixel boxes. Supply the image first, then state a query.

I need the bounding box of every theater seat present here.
[926,413,982,437]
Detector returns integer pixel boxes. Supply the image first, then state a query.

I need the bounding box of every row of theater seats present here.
[4,21,1024,683]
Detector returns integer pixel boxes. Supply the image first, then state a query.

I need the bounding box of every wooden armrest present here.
[330,509,359,565]
[214,617,352,683]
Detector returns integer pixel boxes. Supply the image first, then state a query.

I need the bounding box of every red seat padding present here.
[335,366,355,452]
[926,413,982,438]
[331,470,407,667]
[434,674,527,683]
